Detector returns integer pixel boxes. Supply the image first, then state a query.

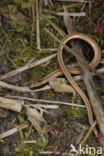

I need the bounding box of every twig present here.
[41,14,66,37]
[43,9,86,16]
[6,95,86,108]
[39,0,42,14]
[75,121,97,156]
[89,0,92,17]
[0,44,17,68]
[0,44,6,56]
[0,122,29,139]
[26,125,32,139]
[76,129,86,144]
[0,81,51,92]
[42,0,48,6]
[0,23,9,40]
[97,68,104,73]
[63,5,75,34]
[36,0,40,49]
[39,48,57,51]
[28,104,59,109]
[0,53,56,80]
[31,4,35,43]
[81,121,97,145]
[57,4,79,11]
[76,2,87,24]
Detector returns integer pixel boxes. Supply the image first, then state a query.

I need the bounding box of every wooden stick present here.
[0,97,23,112]
[29,104,59,109]
[75,121,97,156]
[31,4,35,43]
[36,0,40,49]
[6,95,86,108]
[0,81,51,92]
[41,14,66,37]
[57,4,79,11]
[0,53,56,80]
[39,48,57,51]
[0,122,29,139]
[43,9,86,16]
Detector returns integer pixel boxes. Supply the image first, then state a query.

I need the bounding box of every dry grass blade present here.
[36,0,40,49]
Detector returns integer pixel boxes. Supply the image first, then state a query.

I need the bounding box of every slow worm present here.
[30,33,101,136]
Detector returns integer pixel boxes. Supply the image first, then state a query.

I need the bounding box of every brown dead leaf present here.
[26,106,48,141]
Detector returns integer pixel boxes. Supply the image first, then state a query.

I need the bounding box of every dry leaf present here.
[26,106,48,141]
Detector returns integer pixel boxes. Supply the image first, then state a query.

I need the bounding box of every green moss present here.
[65,106,86,119]
[44,89,55,100]
[0,139,5,152]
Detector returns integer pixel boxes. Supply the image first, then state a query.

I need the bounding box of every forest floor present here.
[0,0,104,156]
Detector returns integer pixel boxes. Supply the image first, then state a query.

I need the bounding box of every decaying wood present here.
[0,97,23,112]
[0,122,29,139]
[63,6,104,140]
